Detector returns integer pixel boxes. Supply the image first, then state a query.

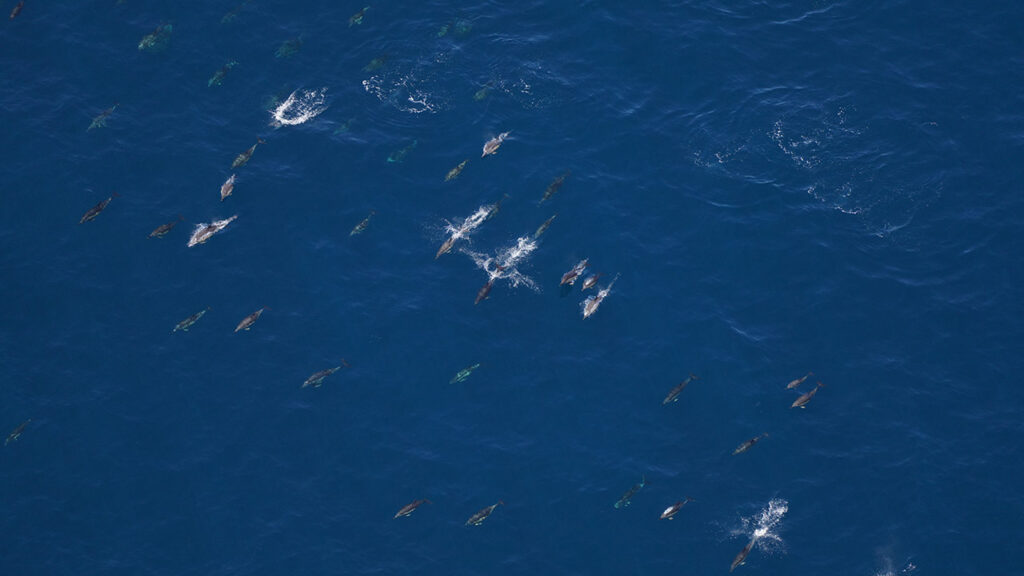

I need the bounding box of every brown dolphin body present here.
[465,501,503,526]
[149,215,183,238]
[659,497,693,520]
[732,433,768,455]
[349,5,368,26]
[80,193,119,223]
[302,360,349,388]
[786,371,813,389]
[581,273,602,291]
[220,174,237,201]
[231,138,265,169]
[436,235,456,259]
[730,538,756,572]
[234,307,268,332]
[581,274,619,319]
[88,103,118,131]
[791,381,824,409]
[394,499,432,519]
[485,195,507,221]
[187,215,237,247]
[540,170,570,203]
[534,214,557,239]
[5,419,30,445]
[662,374,698,405]
[560,259,588,286]
[350,211,375,236]
[614,475,646,508]
[173,307,210,333]
[474,279,495,305]
[445,159,468,182]
[481,132,510,157]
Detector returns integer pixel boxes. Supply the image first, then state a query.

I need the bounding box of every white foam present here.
[270,88,329,127]
[731,498,788,554]
[873,556,916,576]
[465,236,539,291]
[363,74,443,114]
[441,205,491,243]
[580,274,619,318]
[751,498,788,545]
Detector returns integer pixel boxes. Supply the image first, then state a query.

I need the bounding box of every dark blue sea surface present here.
[2,1,1023,575]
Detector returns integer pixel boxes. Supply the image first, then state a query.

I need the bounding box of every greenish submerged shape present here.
[138,24,172,53]
[449,363,481,384]
[275,37,302,59]
[208,61,238,87]
[387,140,417,163]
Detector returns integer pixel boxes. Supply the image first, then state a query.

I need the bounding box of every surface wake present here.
[270,88,329,127]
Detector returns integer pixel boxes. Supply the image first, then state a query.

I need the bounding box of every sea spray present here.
[270,88,328,127]
[467,236,539,290]
[435,205,495,258]
[729,498,788,571]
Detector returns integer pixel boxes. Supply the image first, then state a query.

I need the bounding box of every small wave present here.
[766,105,935,235]
[269,88,328,127]
[872,549,921,576]
[363,74,445,114]
[806,183,865,215]
[476,66,566,110]
[873,555,917,576]
[693,140,748,168]
[770,119,823,170]
[362,68,448,115]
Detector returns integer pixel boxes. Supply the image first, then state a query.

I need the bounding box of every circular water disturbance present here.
[270,88,329,127]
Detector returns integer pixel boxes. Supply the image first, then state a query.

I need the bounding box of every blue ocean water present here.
[2,1,1023,574]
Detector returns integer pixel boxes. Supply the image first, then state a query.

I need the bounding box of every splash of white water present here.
[580,274,619,318]
[270,88,328,127]
[444,206,491,241]
[362,74,444,114]
[466,236,539,290]
[733,498,788,552]
[873,556,917,576]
